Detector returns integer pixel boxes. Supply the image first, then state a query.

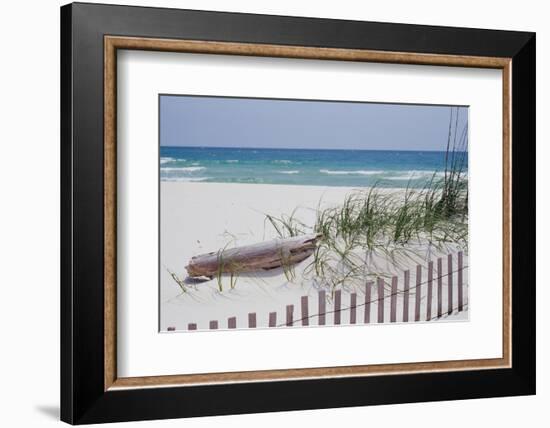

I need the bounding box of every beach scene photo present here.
[160,95,469,332]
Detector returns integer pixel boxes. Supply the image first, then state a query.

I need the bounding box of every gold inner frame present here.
[104,35,512,391]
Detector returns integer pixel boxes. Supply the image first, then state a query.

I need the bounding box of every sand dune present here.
[160,182,468,331]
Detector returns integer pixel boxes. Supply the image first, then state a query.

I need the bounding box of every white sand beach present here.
[160,182,469,331]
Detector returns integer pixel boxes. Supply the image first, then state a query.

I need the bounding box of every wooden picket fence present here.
[169,251,467,332]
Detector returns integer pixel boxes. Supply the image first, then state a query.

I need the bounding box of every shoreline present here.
[160,180,410,194]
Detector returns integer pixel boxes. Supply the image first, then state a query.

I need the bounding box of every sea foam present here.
[162,166,205,173]
[320,169,384,175]
[161,176,211,182]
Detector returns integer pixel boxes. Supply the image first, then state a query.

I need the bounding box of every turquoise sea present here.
[160,146,467,188]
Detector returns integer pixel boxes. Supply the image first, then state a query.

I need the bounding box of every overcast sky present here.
[160,95,468,151]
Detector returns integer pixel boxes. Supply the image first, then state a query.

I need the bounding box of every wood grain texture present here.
[364,281,373,324]
[103,35,513,390]
[502,62,512,367]
[318,290,326,325]
[377,278,384,323]
[334,289,342,325]
[186,234,321,277]
[437,258,443,318]
[448,254,454,315]
[105,36,510,69]
[390,276,398,322]
[268,312,277,328]
[301,296,309,326]
[415,265,422,322]
[248,313,257,329]
[350,293,357,324]
[104,35,117,391]
[458,252,464,312]
[403,270,410,322]
[111,357,510,389]
[286,305,294,327]
[427,261,434,320]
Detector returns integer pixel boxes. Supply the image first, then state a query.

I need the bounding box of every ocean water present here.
[160,146,467,188]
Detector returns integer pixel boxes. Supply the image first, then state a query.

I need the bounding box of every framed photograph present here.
[61,2,535,424]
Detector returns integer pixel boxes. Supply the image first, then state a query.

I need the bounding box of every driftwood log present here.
[185,233,322,278]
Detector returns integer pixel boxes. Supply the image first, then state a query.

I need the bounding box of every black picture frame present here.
[61,2,535,424]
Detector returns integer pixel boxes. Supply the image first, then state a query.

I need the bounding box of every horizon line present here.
[160,145,468,153]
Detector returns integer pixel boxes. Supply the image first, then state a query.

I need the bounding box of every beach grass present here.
[280,173,467,293]
[265,108,468,292]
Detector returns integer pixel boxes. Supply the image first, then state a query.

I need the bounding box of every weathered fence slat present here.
[437,258,443,318]
[458,251,464,312]
[350,293,357,324]
[248,313,257,328]
[268,312,277,327]
[427,261,434,320]
[334,289,342,325]
[364,281,373,324]
[318,290,326,326]
[186,251,466,330]
[390,276,398,322]
[403,270,410,322]
[377,278,385,323]
[286,305,294,326]
[448,254,453,315]
[301,296,309,326]
[415,265,422,322]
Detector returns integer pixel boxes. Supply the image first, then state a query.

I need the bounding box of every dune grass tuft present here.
[266,107,468,292]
